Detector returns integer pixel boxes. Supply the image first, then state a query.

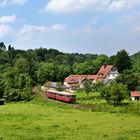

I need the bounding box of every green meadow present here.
[0,96,140,140]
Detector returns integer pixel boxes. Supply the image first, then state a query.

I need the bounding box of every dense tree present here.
[74,61,96,74]
[15,58,30,74]
[0,42,6,51]
[3,67,32,101]
[116,70,140,91]
[0,75,5,98]
[106,55,115,65]
[132,52,140,74]
[83,79,92,95]
[101,83,128,105]
[57,65,72,82]
[16,74,32,101]
[0,42,139,102]
[37,62,58,84]
[0,51,9,64]
[114,49,132,73]
[93,54,109,73]
[92,81,104,92]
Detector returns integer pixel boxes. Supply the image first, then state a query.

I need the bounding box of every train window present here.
[71,95,76,98]
[67,95,75,98]
[61,95,68,97]
[57,94,64,97]
[48,92,55,95]
[67,96,70,98]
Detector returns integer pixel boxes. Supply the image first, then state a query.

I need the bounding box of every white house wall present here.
[131,97,135,101]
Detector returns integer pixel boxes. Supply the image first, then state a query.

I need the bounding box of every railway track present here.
[32,87,94,110]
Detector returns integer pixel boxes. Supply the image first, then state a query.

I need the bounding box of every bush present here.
[100,83,129,105]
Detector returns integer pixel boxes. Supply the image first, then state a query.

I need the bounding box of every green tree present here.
[0,42,6,51]
[100,86,111,104]
[83,79,92,96]
[93,54,109,74]
[37,62,58,84]
[15,58,29,74]
[3,67,18,101]
[57,65,72,82]
[74,61,96,74]
[0,51,9,64]
[114,49,132,73]
[133,54,140,74]
[0,75,5,98]
[3,66,32,101]
[7,45,15,66]
[92,81,104,92]
[17,74,32,101]
[101,83,128,105]
[116,70,140,91]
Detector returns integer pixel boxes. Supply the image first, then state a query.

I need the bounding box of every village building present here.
[64,65,119,91]
[97,65,119,80]
[131,91,140,101]
[64,75,88,91]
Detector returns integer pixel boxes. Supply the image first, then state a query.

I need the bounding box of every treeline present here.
[0,42,140,101]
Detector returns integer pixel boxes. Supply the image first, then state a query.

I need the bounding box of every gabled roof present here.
[87,75,98,80]
[64,75,87,84]
[64,74,98,84]
[97,65,113,78]
[131,91,140,97]
[64,65,117,84]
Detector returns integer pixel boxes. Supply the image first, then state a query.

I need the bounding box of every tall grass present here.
[0,96,140,140]
[75,91,140,114]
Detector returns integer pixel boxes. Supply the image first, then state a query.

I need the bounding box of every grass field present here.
[0,96,140,140]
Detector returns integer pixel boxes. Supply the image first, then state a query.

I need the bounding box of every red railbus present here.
[46,90,76,103]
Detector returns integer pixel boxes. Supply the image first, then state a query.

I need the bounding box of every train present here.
[46,90,76,103]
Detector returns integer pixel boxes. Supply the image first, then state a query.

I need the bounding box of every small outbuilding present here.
[131,91,140,101]
[0,99,5,105]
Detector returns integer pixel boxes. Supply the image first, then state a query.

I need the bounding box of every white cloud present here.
[108,0,127,11]
[12,24,67,49]
[44,0,100,13]
[0,0,27,6]
[121,12,140,23]
[18,24,67,36]
[43,0,140,14]
[0,24,12,37]
[3,22,138,55]
[0,15,16,24]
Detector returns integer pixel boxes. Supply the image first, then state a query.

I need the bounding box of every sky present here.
[0,0,140,55]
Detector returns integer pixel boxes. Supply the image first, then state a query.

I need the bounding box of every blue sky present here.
[0,0,140,55]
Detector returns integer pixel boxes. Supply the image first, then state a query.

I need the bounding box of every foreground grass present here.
[0,96,140,140]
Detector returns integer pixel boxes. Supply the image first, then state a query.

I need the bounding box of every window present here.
[135,97,140,101]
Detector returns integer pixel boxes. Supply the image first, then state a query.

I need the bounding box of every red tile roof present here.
[64,75,87,84]
[131,91,140,97]
[97,65,113,78]
[64,65,114,84]
[87,75,98,80]
[64,74,98,84]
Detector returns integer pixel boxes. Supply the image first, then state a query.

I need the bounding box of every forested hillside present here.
[0,42,140,101]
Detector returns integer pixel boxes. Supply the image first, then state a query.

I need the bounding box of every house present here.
[97,65,119,80]
[131,91,140,101]
[64,75,99,91]
[64,65,119,91]
[64,75,87,91]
